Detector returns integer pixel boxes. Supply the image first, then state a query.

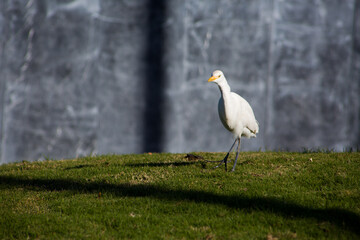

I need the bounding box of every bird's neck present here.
[218,80,233,123]
[217,80,231,97]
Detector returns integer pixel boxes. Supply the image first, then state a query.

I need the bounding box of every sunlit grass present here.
[1,152,359,239]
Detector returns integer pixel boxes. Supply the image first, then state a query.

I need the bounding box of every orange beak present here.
[208,76,219,82]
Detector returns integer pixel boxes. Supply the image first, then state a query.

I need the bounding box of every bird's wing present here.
[231,93,259,134]
[218,98,232,132]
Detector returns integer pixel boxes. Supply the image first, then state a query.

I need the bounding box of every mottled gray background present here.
[0,0,359,164]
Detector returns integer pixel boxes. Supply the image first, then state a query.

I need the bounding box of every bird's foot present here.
[205,159,224,163]
[213,160,225,169]
[206,152,231,171]
[207,159,229,171]
[204,159,226,169]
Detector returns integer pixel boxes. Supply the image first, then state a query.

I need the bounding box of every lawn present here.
[0,152,359,239]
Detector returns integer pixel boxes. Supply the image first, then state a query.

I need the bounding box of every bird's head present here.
[208,70,225,83]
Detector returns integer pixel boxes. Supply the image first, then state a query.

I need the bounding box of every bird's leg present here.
[208,139,238,171]
[205,139,237,163]
[231,138,241,172]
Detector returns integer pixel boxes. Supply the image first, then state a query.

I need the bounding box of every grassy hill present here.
[1,152,359,239]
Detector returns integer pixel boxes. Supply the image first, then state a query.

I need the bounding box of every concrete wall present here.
[0,0,359,163]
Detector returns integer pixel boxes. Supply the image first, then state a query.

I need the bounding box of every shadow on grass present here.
[63,161,198,170]
[1,175,359,236]
[126,161,199,168]
[126,159,250,168]
[64,164,93,170]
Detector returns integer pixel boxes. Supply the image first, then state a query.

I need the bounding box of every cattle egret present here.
[207,70,259,171]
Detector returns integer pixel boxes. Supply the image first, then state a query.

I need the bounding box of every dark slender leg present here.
[231,138,241,172]
[206,139,238,171]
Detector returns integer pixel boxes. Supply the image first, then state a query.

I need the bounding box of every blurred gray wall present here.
[0,0,359,163]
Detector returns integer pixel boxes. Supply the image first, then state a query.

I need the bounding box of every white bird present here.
[207,70,259,171]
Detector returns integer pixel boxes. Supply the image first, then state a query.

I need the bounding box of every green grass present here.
[0,152,359,239]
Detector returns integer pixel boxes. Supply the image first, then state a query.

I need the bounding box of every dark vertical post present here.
[143,0,166,153]
[350,0,360,148]
[355,0,360,148]
[0,1,9,163]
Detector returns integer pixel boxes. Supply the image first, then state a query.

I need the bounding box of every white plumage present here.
[208,70,259,171]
